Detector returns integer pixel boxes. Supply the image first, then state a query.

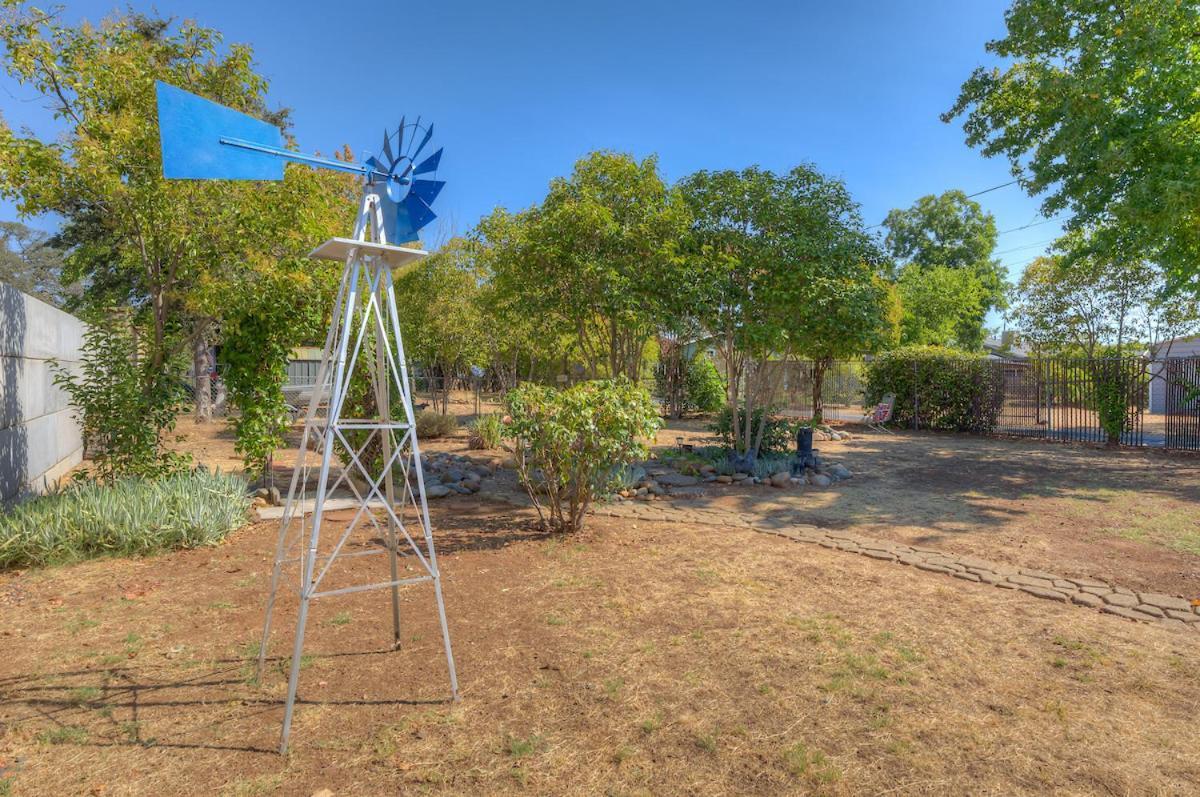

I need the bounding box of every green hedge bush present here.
[0,470,251,569]
[685,356,726,413]
[864,346,1004,433]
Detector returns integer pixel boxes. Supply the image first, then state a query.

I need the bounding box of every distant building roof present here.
[982,335,1031,360]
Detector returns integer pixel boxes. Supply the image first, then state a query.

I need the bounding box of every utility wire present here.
[993,237,1059,257]
[866,178,1022,230]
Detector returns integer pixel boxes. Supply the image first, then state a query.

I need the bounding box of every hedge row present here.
[863,346,1005,433]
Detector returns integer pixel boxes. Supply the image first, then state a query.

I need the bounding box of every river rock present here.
[808,472,833,488]
[769,471,791,488]
[426,484,452,498]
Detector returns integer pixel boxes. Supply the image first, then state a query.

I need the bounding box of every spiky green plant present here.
[467,413,504,450]
[0,470,251,569]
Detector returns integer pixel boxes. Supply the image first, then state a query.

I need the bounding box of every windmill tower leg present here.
[383,277,460,701]
[256,261,352,683]
[373,263,404,649]
[278,257,362,754]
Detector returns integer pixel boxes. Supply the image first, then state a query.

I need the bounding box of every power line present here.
[996,217,1061,236]
[993,237,1059,257]
[966,179,1018,198]
[866,178,1022,229]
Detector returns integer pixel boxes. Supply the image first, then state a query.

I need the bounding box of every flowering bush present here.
[504,378,660,533]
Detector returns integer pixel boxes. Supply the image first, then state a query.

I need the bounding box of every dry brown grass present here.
[1,495,1198,796]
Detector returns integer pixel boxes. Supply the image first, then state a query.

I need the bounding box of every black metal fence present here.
[1164,358,1200,450]
[745,355,1200,451]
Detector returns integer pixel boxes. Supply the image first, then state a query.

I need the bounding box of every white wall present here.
[0,284,85,499]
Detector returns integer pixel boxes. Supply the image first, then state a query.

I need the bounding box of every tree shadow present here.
[0,283,28,501]
[0,647,452,756]
[653,428,1200,540]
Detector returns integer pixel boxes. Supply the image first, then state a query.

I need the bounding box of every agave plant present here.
[0,470,252,569]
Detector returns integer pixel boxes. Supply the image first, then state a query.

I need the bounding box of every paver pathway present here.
[494,489,1200,635]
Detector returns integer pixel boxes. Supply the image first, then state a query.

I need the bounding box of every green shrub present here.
[863,345,1004,433]
[415,411,459,439]
[52,321,190,481]
[685,356,726,413]
[505,378,661,533]
[467,413,504,450]
[709,406,795,455]
[0,470,250,569]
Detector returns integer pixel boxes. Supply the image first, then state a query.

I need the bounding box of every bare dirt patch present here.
[669,428,1200,597]
[2,496,1198,795]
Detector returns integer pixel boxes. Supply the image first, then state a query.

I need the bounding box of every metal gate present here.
[1164,357,1200,450]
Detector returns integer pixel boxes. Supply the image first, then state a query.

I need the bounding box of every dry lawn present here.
[1,495,1198,796]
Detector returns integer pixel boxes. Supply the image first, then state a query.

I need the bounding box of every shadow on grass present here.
[0,647,452,756]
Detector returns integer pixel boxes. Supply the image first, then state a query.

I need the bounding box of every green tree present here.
[896,264,991,348]
[1013,242,1199,359]
[944,0,1200,294]
[475,208,577,386]
[0,7,354,469]
[681,165,884,457]
[394,237,488,412]
[488,151,691,381]
[0,220,73,306]
[883,190,1006,348]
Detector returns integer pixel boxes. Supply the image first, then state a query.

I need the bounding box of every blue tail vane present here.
[155,82,285,181]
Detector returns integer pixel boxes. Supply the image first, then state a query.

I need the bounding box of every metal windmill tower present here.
[155,82,458,753]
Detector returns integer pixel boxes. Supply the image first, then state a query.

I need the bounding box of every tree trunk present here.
[193,331,213,423]
[810,356,831,425]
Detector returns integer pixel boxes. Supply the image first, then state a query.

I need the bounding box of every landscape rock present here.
[769,471,791,488]
[657,472,699,487]
[731,472,750,482]
[716,475,732,484]
[426,484,452,498]
[807,473,832,488]
[829,464,852,480]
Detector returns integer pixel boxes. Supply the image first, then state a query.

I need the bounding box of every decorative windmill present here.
[155,82,458,754]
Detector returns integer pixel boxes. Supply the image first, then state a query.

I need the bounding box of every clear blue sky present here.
[1,0,1060,329]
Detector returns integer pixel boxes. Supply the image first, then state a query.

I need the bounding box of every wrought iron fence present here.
[1164,358,1200,450]
[277,352,1200,451]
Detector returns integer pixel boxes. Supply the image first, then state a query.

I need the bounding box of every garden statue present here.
[155,82,457,753]
[791,425,820,477]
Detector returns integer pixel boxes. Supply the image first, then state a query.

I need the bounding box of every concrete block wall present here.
[0,284,85,500]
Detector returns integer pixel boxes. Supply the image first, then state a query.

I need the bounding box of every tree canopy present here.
[681,164,888,451]
[945,0,1200,295]
[0,6,354,474]
[0,220,71,306]
[883,190,1005,349]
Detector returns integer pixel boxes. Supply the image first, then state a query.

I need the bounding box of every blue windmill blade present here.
[411,124,434,161]
[395,116,405,157]
[410,179,445,206]
[413,148,442,175]
[381,129,394,168]
[155,81,285,180]
[403,193,437,232]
